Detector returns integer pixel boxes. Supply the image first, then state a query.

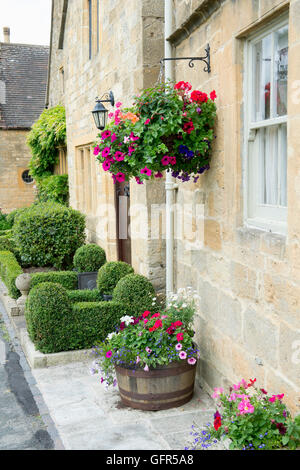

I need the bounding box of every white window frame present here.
[243,15,289,235]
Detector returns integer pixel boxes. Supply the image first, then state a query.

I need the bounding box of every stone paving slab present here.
[31,361,226,450]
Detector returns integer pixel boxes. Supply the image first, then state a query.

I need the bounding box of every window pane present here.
[274,26,288,117]
[254,34,272,121]
[259,124,287,207]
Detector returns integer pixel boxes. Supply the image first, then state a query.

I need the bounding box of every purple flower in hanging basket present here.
[171,170,180,178]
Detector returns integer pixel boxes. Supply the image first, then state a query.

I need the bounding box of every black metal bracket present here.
[95,90,115,106]
[160,44,211,74]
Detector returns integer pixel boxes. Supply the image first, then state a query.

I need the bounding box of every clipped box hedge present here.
[25,281,127,353]
[67,289,102,303]
[97,261,134,295]
[0,251,23,299]
[71,301,128,350]
[30,271,78,291]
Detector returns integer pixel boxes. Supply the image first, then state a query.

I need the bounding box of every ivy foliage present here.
[36,174,69,205]
[27,105,66,179]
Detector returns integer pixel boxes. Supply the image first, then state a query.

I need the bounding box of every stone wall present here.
[48,0,166,287]
[0,129,35,212]
[171,0,299,413]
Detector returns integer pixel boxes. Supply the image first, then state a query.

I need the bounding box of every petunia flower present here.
[140,167,152,176]
[111,133,117,143]
[93,145,100,156]
[102,146,111,158]
[114,151,125,161]
[187,357,196,365]
[101,130,111,139]
[144,118,150,125]
[102,161,111,171]
[179,351,187,360]
[161,156,170,166]
[106,350,112,358]
[116,172,125,182]
[144,364,149,372]
[175,343,183,351]
[116,101,122,108]
[155,172,163,178]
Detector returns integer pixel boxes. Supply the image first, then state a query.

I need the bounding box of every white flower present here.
[182,303,187,308]
[107,332,117,340]
[120,315,134,326]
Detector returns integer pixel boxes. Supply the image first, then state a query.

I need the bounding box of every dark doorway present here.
[115,181,131,265]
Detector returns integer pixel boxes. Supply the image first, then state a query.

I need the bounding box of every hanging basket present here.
[93,81,217,184]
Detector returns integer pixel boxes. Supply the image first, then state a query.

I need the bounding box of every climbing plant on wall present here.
[27,104,69,204]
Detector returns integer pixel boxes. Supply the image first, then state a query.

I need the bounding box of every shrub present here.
[36,174,69,206]
[73,244,106,273]
[113,273,156,316]
[13,202,85,269]
[30,271,78,291]
[0,251,23,299]
[6,207,29,227]
[25,282,74,353]
[67,289,102,303]
[0,232,14,252]
[71,301,128,350]
[97,261,134,295]
[0,209,11,231]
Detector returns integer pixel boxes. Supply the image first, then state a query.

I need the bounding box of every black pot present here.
[102,294,113,301]
[77,272,98,290]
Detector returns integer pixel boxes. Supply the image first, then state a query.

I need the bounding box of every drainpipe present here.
[165,0,175,298]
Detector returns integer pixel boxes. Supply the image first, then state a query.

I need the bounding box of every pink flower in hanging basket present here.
[115,172,126,182]
[140,167,152,176]
[155,172,163,178]
[114,151,125,161]
[102,146,111,158]
[93,145,100,156]
[102,161,111,171]
[161,156,170,166]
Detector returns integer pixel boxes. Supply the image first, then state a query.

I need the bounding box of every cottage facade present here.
[48,0,299,413]
[0,28,49,212]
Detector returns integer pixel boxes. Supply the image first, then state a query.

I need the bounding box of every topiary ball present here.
[97,261,134,295]
[25,282,74,354]
[113,273,155,316]
[73,244,106,273]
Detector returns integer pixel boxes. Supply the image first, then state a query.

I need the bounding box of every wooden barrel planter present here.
[115,361,197,411]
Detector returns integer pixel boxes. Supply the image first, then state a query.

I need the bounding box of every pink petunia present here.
[115,172,125,182]
[135,176,143,184]
[161,156,170,166]
[238,398,255,415]
[111,133,117,142]
[93,145,100,156]
[116,101,122,108]
[144,364,149,372]
[179,351,187,360]
[175,343,182,351]
[155,172,163,178]
[102,147,111,158]
[140,167,152,176]
[187,357,196,365]
[144,119,150,125]
[130,132,139,141]
[114,151,125,161]
[106,350,112,358]
[101,130,111,139]
[212,387,224,399]
[102,161,111,171]
[169,156,176,165]
[128,146,135,156]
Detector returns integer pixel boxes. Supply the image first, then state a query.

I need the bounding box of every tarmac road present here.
[0,299,54,450]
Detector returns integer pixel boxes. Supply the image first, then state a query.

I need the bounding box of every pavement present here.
[0,303,57,450]
[0,283,226,451]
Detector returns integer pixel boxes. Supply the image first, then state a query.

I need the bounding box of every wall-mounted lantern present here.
[92,91,115,130]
